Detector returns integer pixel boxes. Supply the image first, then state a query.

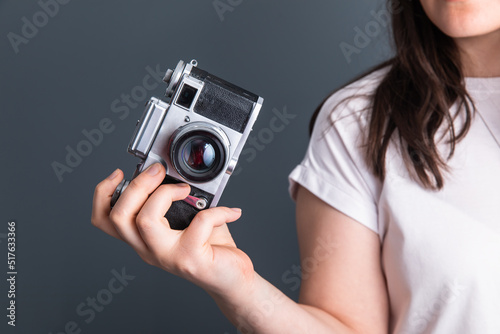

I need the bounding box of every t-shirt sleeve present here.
[288,91,381,235]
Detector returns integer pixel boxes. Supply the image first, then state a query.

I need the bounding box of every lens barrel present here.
[170,123,228,183]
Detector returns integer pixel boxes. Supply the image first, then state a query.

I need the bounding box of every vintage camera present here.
[110,59,263,230]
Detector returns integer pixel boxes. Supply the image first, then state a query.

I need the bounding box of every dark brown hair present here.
[311,0,475,190]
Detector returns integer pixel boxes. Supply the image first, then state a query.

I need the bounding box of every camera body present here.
[111,59,263,230]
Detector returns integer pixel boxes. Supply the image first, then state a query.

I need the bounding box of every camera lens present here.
[182,138,216,172]
[170,124,228,183]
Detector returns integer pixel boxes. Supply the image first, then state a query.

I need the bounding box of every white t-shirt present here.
[288,67,500,334]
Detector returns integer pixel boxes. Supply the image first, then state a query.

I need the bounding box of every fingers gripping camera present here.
[110,59,263,230]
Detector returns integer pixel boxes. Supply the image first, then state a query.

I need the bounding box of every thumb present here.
[181,207,242,248]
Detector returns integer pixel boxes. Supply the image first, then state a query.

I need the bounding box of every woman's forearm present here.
[209,271,356,334]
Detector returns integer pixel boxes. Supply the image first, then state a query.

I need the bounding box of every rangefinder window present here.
[176,84,198,109]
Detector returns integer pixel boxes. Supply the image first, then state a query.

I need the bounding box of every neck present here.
[454,29,500,78]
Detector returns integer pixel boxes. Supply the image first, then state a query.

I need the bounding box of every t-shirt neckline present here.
[464,76,500,92]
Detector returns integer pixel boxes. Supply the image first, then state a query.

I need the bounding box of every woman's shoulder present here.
[292,66,391,236]
[308,65,391,192]
[317,65,390,127]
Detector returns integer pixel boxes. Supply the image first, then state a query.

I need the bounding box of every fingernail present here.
[107,169,120,180]
[175,183,189,187]
[146,163,161,176]
[231,208,242,213]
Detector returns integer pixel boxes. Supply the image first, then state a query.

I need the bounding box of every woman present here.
[91,0,500,332]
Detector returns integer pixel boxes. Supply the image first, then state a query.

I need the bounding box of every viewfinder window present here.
[176,84,198,109]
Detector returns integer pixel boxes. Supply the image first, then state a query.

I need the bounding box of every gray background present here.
[0,0,389,333]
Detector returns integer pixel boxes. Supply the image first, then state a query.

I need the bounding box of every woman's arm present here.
[209,271,375,333]
[208,186,389,333]
[91,165,388,333]
[295,186,389,333]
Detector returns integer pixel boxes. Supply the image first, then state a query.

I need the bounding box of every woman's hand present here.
[91,165,385,333]
[91,163,255,298]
